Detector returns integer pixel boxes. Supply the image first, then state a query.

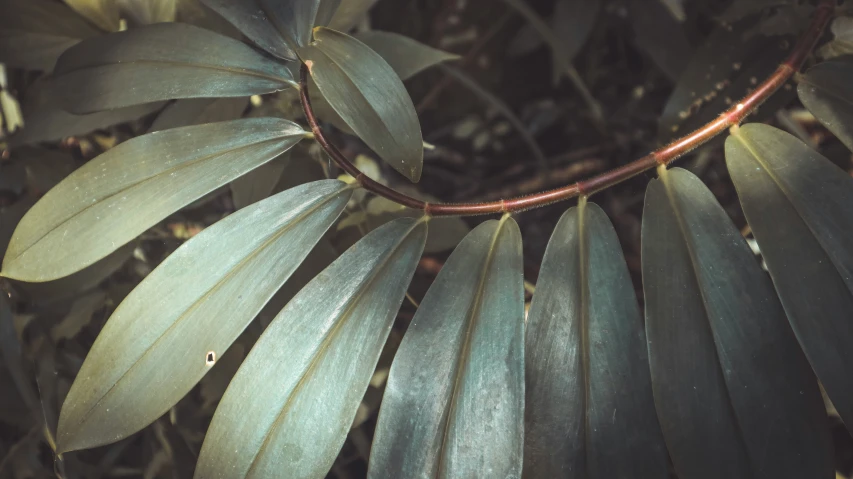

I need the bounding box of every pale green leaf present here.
[299,27,423,182]
[65,0,120,32]
[2,118,306,282]
[52,23,295,114]
[0,0,100,71]
[369,217,524,478]
[195,217,427,479]
[56,180,352,452]
[798,57,853,153]
[643,166,833,478]
[354,31,459,81]
[726,123,853,434]
[119,0,178,25]
[818,17,853,59]
[525,202,668,477]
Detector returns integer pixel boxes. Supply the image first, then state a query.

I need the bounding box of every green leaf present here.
[11,80,164,146]
[0,0,100,71]
[328,0,377,32]
[149,97,249,133]
[354,31,460,81]
[2,118,306,283]
[726,123,853,435]
[818,17,853,59]
[316,0,342,27]
[369,217,524,478]
[231,153,291,209]
[299,27,424,182]
[524,202,668,477]
[798,57,853,153]
[200,0,298,60]
[195,217,426,479]
[52,23,295,114]
[643,166,833,478]
[56,180,352,453]
[259,0,323,48]
[119,0,178,25]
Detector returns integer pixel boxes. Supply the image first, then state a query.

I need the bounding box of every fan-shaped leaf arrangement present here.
[524,201,668,477]
[1,118,306,282]
[643,167,833,479]
[51,23,295,113]
[369,217,524,478]
[726,124,853,435]
[299,27,424,182]
[196,218,426,479]
[56,180,352,452]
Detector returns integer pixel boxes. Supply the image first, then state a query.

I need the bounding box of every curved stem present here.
[300,0,835,218]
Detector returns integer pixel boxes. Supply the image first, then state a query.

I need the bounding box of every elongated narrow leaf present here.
[524,202,668,477]
[355,31,459,81]
[726,123,853,433]
[65,0,120,32]
[149,98,249,133]
[56,180,352,453]
[316,0,342,27]
[52,23,295,114]
[643,166,832,479]
[369,217,524,478]
[196,217,427,479]
[260,0,322,48]
[231,153,291,209]
[329,0,377,31]
[299,27,423,182]
[798,57,853,152]
[201,0,297,60]
[2,118,306,283]
[0,0,100,71]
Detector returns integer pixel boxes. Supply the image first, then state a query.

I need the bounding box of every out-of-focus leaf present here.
[259,0,323,48]
[56,180,352,452]
[726,123,853,435]
[119,0,178,25]
[231,153,291,209]
[299,27,423,182]
[11,80,164,146]
[643,166,833,478]
[52,23,295,114]
[50,291,107,342]
[365,193,469,254]
[629,0,691,81]
[65,0,121,32]
[200,0,298,60]
[354,31,459,81]
[369,217,524,478]
[0,198,36,260]
[0,0,100,71]
[508,0,599,62]
[524,202,668,477]
[329,0,377,32]
[196,218,426,479]
[819,17,853,59]
[717,0,792,23]
[316,0,341,27]
[22,148,77,194]
[149,97,249,133]
[658,22,794,140]
[0,293,40,420]
[798,57,853,152]
[2,118,306,282]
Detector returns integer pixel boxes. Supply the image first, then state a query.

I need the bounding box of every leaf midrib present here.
[61,186,346,443]
[243,219,423,478]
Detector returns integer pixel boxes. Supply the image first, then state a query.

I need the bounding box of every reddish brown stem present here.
[300,0,835,217]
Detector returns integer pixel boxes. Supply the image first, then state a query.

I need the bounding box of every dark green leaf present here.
[354,31,459,81]
[0,0,100,71]
[524,202,668,477]
[52,23,295,114]
[231,153,291,209]
[643,166,833,479]
[726,123,853,435]
[798,57,853,153]
[316,0,342,27]
[2,118,306,282]
[56,180,352,452]
[195,218,426,478]
[369,217,524,478]
[328,0,377,32]
[299,27,423,182]
[200,0,298,60]
[259,0,323,49]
